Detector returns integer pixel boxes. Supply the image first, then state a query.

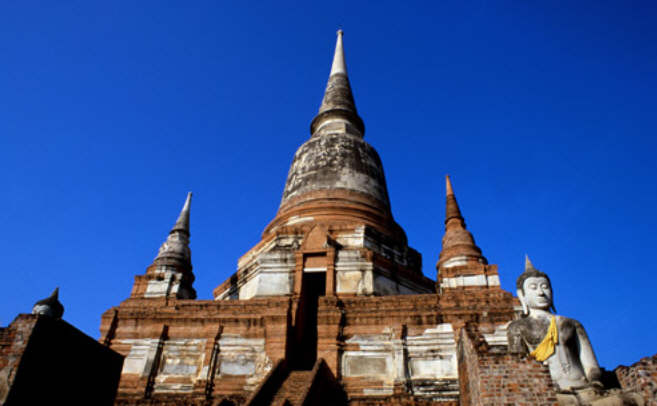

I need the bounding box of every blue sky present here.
[1,1,656,370]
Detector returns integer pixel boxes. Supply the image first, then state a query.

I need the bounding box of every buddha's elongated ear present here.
[517,289,528,315]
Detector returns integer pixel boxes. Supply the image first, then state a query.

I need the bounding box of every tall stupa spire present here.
[134,192,196,300]
[437,176,487,269]
[310,30,365,136]
[127,193,197,299]
[156,192,192,264]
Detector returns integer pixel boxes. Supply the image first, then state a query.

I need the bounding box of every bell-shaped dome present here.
[264,31,403,243]
[280,132,391,212]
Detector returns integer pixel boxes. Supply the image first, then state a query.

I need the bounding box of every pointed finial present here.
[444,175,463,224]
[172,192,192,234]
[446,175,454,196]
[310,30,364,136]
[330,29,347,76]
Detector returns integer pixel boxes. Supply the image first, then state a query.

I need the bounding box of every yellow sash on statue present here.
[530,316,558,361]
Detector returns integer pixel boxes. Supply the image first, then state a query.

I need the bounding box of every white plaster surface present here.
[219,357,256,376]
[342,324,459,400]
[120,338,159,376]
[237,236,300,269]
[488,274,501,286]
[303,266,327,273]
[343,332,398,381]
[335,250,373,295]
[239,276,259,300]
[335,227,365,247]
[152,383,194,393]
[483,323,509,347]
[406,324,458,379]
[152,339,207,393]
[441,256,468,268]
[363,388,394,396]
[336,270,364,293]
[119,334,272,394]
[145,269,178,298]
[237,271,293,300]
[442,273,500,288]
[344,355,391,377]
[158,339,206,377]
[226,221,429,299]
[405,324,459,399]
[217,335,272,390]
[221,246,296,300]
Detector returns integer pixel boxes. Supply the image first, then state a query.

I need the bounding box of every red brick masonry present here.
[616,354,657,406]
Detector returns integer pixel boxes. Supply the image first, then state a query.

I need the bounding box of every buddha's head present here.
[517,256,555,315]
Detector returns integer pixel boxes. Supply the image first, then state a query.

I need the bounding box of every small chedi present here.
[508,257,644,405]
[31,287,64,319]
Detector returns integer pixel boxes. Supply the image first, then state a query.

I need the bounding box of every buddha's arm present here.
[574,321,601,382]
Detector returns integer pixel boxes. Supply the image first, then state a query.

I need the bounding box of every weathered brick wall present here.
[456,328,481,406]
[0,314,38,403]
[105,297,291,405]
[106,287,518,405]
[348,396,456,406]
[457,328,558,406]
[616,354,657,406]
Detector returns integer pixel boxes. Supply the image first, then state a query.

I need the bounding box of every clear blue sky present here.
[1,1,655,370]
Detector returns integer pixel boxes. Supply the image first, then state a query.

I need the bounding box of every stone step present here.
[269,370,315,406]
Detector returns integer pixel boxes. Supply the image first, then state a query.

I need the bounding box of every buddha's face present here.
[521,276,552,311]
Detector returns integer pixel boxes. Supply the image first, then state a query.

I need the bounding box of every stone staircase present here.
[244,359,347,406]
[269,370,315,406]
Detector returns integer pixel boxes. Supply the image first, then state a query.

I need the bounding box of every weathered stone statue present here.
[508,257,642,405]
[31,287,64,319]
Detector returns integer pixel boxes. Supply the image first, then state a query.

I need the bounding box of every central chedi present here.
[100,30,641,406]
[213,30,434,302]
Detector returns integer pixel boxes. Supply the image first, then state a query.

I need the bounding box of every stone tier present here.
[100,285,517,405]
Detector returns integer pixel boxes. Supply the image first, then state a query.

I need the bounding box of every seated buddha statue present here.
[507,257,641,405]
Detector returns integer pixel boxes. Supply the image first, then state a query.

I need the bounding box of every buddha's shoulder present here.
[555,315,584,329]
[507,318,533,335]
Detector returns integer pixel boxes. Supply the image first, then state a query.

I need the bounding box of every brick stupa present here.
[97,31,655,406]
